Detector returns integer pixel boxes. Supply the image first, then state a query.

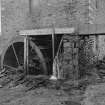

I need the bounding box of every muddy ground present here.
[0,85,81,105]
[0,77,81,105]
[0,74,105,105]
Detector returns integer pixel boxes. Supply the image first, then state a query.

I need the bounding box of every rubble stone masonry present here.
[1,0,105,78]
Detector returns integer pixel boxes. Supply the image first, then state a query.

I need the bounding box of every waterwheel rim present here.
[1,36,47,75]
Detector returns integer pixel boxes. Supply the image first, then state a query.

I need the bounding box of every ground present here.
[0,77,105,105]
[0,84,81,105]
[82,83,105,105]
[0,74,82,105]
[0,72,105,105]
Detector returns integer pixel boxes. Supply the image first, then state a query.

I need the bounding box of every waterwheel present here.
[1,36,47,75]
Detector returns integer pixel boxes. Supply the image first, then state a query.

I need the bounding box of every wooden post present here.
[96,34,99,61]
[52,28,55,59]
[51,27,57,79]
[76,36,79,80]
[24,35,29,75]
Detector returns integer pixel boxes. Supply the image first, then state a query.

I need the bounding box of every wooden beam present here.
[78,24,105,35]
[20,24,105,36]
[19,27,75,36]
[24,36,29,74]
[95,35,99,61]
[52,28,55,59]
[24,36,27,71]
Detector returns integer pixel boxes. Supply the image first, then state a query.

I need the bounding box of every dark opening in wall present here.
[30,34,63,75]
[3,42,24,68]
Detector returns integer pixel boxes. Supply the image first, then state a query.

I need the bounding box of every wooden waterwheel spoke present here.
[4,64,18,71]
[12,44,20,67]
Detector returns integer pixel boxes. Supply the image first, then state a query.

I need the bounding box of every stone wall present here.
[94,0,105,60]
[1,0,103,45]
[0,0,33,54]
[1,0,105,79]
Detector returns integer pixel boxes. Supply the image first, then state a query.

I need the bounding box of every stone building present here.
[1,0,105,78]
